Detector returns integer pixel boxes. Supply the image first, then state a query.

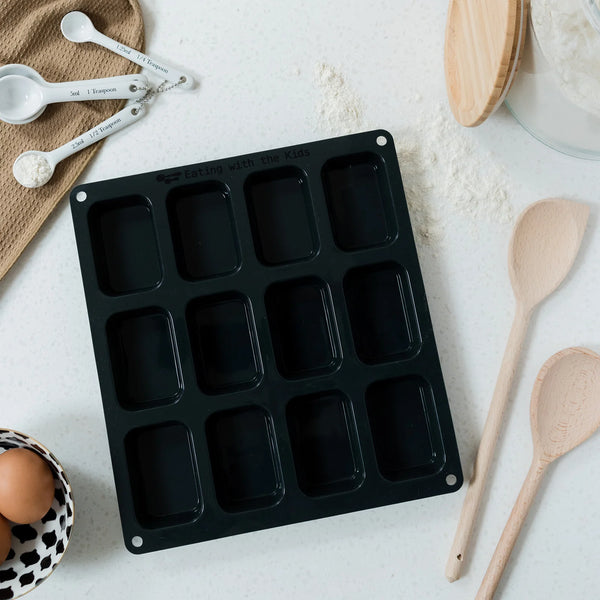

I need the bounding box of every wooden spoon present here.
[446,198,589,582]
[476,347,600,599]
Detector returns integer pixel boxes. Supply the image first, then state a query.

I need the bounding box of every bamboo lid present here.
[445,0,526,127]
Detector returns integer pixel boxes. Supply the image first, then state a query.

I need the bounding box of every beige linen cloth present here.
[0,0,144,280]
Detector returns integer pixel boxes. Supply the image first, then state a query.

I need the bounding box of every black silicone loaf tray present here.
[70,130,462,554]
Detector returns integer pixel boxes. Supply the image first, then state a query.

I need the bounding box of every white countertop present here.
[1,1,599,598]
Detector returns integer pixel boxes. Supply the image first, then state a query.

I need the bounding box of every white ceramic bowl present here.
[0,430,74,599]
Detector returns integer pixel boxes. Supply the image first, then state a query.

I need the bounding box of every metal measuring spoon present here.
[13,103,146,188]
[61,11,193,89]
[0,72,148,124]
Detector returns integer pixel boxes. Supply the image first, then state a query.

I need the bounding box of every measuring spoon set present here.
[1,11,193,188]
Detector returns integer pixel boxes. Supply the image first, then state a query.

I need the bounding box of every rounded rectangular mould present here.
[265,277,341,379]
[206,405,283,512]
[88,195,163,295]
[344,262,421,364]
[107,307,183,410]
[286,391,364,497]
[244,166,319,265]
[322,152,397,251]
[167,180,241,281]
[366,376,443,481]
[186,292,263,394]
[125,422,203,529]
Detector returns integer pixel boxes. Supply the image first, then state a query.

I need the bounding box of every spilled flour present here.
[314,63,514,246]
[395,103,514,244]
[314,63,364,134]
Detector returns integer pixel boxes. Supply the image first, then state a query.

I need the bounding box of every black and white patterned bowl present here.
[0,430,74,600]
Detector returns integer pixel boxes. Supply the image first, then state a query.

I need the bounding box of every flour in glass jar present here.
[531,0,600,117]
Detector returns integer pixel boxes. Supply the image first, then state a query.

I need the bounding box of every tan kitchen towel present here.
[0,0,144,280]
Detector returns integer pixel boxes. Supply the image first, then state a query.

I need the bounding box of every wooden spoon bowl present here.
[532,348,600,462]
[509,199,589,312]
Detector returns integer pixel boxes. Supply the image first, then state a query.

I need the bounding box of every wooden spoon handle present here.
[476,460,547,599]
[446,305,530,582]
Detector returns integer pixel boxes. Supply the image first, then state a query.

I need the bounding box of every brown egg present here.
[0,515,11,565]
[0,448,55,524]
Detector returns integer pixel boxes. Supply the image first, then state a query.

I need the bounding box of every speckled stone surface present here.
[0,1,599,599]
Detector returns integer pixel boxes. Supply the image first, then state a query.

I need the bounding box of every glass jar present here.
[505,0,600,159]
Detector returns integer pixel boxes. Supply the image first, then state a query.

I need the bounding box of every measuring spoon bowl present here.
[60,10,95,42]
[0,64,46,123]
[12,151,56,189]
[0,75,46,122]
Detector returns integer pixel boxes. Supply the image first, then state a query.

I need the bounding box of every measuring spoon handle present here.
[50,104,145,165]
[91,30,193,89]
[446,303,531,582]
[475,459,547,600]
[43,76,148,103]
